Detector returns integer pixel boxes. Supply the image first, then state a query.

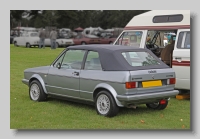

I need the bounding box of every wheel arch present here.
[14,40,18,46]
[26,42,31,47]
[93,83,123,107]
[81,41,86,44]
[29,74,48,94]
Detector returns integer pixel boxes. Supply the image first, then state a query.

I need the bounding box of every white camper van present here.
[113,10,190,92]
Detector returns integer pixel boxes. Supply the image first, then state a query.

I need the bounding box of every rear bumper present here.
[116,90,179,104]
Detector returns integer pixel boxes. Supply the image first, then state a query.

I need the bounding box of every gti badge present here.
[148,70,156,74]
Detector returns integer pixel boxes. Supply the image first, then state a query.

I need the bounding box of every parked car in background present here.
[73,34,116,45]
[12,27,38,36]
[45,38,74,48]
[10,35,18,44]
[13,32,74,48]
[58,28,72,39]
[22,45,179,117]
[82,27,103,36]
[13,32,39,47]
[73,34,101,45]
[99,33,117,44]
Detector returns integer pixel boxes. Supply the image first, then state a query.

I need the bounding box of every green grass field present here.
[10,44,190,129]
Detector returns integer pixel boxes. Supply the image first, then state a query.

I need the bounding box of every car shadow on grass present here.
[46,96,161,116]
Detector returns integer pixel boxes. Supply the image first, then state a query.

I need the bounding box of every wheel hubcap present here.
[97,94,110,115]
[30,84,40,100]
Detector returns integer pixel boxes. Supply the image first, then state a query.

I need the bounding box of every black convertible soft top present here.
[67,45,169,71]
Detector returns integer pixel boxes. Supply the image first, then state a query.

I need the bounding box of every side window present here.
[115,31,143,48]
[61,50,85,69]
[30,33,38,37]
[176,31,190,49]
[76,35,82,39]
[53,52,65,68]
[84,51,102,70]
[177,32,184,48]
[184,32,190,49]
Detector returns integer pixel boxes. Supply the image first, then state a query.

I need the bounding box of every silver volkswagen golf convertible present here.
[22,45,179,117]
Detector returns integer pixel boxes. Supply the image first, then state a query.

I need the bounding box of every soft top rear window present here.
[122,51,160,67]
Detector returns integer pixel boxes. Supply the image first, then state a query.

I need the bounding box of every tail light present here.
[167,78,176,85]
[159,99,167,105]
[126,82,138,89]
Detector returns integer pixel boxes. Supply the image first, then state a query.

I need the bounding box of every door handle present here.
[73,71,79,76]
[175,57,181,60]
[175,57,182,62]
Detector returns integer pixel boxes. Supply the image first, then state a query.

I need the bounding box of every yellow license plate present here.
[142,80,162,88]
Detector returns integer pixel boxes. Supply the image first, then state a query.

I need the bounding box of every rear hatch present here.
[121,50,176,94]
[127,68,175,94]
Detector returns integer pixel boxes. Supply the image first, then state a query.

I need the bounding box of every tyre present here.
[14,41,18,47]
[95,90,119,117]
[26,43,31,48]
[81,42,86,45]
[146,100,168,110]
[29,80,47,102]
[109,41,113,44]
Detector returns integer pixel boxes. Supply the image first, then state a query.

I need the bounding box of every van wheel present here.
[95,90,119,117]
[146,101,168,110]
[26,43,31,48]
[109,41,113,44]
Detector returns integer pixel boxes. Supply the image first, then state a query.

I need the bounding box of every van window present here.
[184,32,190,49]
[147,31,176,48]
[153,14,183,23]
[176,31,190,49]
[115,31,143,47]
[176,32,184,48]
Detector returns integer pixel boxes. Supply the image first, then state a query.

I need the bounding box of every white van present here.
[113,10,190,92]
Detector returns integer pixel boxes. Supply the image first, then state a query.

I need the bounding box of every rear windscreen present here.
[122,51,161,67]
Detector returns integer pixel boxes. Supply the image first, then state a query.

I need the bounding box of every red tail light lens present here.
[167,78,176,85]
[126,82,138,89]
[159,99,166,105]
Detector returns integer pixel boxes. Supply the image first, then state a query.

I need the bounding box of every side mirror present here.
[56,62,61,69]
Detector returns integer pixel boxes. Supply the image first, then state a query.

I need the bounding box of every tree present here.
[10,10,149,30]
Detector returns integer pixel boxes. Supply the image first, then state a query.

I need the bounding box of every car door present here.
[79,51,103,100]
[100,36,109,44]
[172,29,190,90]
[46,49,86,98]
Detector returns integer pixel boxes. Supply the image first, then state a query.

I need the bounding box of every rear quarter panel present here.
[79,70,130,100]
